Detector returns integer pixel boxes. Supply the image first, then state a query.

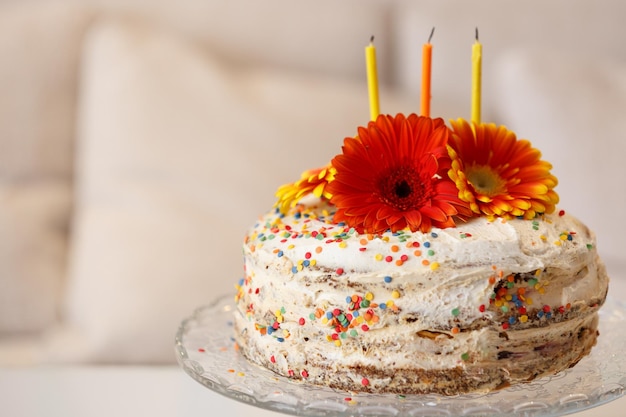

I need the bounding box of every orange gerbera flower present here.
[328,114,471,234]
[275,165,336,213]
[447,119,559,219]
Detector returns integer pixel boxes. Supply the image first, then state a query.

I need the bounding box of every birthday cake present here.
[232,114,609,395]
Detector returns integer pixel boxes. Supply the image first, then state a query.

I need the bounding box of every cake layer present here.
[234,311,599,394]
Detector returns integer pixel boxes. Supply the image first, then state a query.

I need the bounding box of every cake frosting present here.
[233,114,609,394]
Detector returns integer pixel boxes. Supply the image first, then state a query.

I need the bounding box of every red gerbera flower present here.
[328,114,471,234]
[447,119,559,219]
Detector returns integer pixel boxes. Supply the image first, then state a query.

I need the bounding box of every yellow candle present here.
[365,36,380,121]
[471,28,482,124]
[420,27,435,117]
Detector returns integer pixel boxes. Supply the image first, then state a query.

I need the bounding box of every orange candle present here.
[471,28,482,124]
[365,36,380,121]
[420,27,435,117]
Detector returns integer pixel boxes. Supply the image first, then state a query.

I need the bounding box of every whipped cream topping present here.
[242,197,605,320]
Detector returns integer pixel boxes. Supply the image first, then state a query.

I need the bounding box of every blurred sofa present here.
[0,0,624,365]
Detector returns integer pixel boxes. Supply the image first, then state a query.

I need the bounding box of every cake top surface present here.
[245,194,602,314]
[248,197,593,284]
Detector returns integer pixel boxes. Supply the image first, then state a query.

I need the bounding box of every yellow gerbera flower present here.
[447,119,559,220]
[275,165,336,213]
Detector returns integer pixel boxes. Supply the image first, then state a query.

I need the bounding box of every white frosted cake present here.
[233,114,609,394]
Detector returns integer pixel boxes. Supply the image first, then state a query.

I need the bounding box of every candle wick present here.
[428,27,435,43]
[370,35,375,43]
[475,27,479,41]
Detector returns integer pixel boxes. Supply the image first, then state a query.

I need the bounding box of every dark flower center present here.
[377,165,431,211]
[394,180,412,199]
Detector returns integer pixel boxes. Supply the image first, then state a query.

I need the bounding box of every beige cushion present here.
[87,0,393,84]
[49,17,415,363]
[0,2,91,335]
[0,2,91,178]
[0,182,71,334]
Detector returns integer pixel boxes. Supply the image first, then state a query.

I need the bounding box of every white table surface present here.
[0,365,624,417]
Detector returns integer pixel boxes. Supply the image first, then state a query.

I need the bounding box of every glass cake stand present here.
[175,295,626,417]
